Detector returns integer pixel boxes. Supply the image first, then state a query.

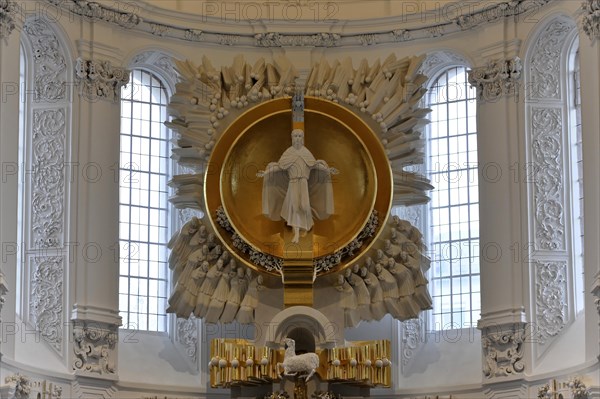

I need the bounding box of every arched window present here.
[568,38,585,313]
[426,66,480,330]
[119,69,171,332]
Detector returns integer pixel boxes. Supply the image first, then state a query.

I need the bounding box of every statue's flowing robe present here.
[261,145,334,232]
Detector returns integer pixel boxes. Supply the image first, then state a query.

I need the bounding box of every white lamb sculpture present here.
[277,337,320,382]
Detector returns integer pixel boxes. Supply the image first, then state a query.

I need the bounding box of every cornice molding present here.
[39,0,552,48]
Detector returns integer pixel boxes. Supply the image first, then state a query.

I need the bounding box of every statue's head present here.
[291,129,304,149]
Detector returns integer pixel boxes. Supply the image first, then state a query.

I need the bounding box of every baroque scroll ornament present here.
[535,260,567,344]
[23,19,67,101]
[528,18,575,100]
[531,108,565,250]
[72,322,117,375]
[30,257,64,352]
[481,324,526,378]
[31,109,66,249]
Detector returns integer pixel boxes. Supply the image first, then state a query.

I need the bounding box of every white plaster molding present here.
[483,381,528,398]
[72,321,118,376]
[128,49,178,92]
[70,304,122,326]
[0,0,17,40]
[176,316,199,365]
[468,57,522,101]
[22,18,68,102]
[75,40,125,67]
[478,309,527,329]
[580,0,600,42]
[0,271,7,316]
[527,18,576,100]
[75,58,130,102]
[524,15,579,364]
[400,318,425,373]
[71,376,117,399]
[264,306,335,348]
[150,22,170,37]
[480,322,527,379]
[530,107,565,251]
[1,375,60,399]
[31,109,66,249]
[30,256,64,353]
[42,0,553,48]
[20,18,72,361]
[3,375,31,399]
[184,29,203,42]
[419,50,471,79]
[55,0,142,29]
[254,32,341,47]
[534,260,567,345]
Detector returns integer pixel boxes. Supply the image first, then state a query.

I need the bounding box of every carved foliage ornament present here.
[535,260,567,344]
[4,374,31,399]
[72,322,117,375]
[481,324,526,378]
[529,19,575,100]
[31,109,66,248]
[51,0,141,28]
[255,32,341,47]
[75,58,130,102]
[468,57,522,100]
[30,256,63,352]
[23,19,67,101]
[0,0,17,40]
[580,0,600,41]
[176,316,198,363]
[531,108,565,250]
[401,318,424,370]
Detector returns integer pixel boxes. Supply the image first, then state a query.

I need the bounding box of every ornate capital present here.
[468,57,522,101]
[0,0,17,40]
[75,58,130,102]
[72,321,118,376]
[481,322,526,379]
[581,0,600,42]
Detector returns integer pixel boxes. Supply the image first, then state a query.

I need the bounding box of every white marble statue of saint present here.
[258,129,338,243]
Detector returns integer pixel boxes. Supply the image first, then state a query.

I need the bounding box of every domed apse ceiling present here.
[93,0,550,46]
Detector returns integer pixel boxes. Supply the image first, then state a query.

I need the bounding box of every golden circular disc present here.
[205,97,392,276]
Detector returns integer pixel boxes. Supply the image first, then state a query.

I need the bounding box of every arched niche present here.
[264,306,338,350]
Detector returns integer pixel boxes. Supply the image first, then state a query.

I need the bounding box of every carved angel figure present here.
[258,129,338,243]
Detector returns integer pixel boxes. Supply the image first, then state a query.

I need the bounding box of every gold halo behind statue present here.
[205,97,392,276]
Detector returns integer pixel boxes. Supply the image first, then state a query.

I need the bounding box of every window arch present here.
[524,15,582,355]
[426,66,480,330]
[119,69,171,332]
[567,38,584,314]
